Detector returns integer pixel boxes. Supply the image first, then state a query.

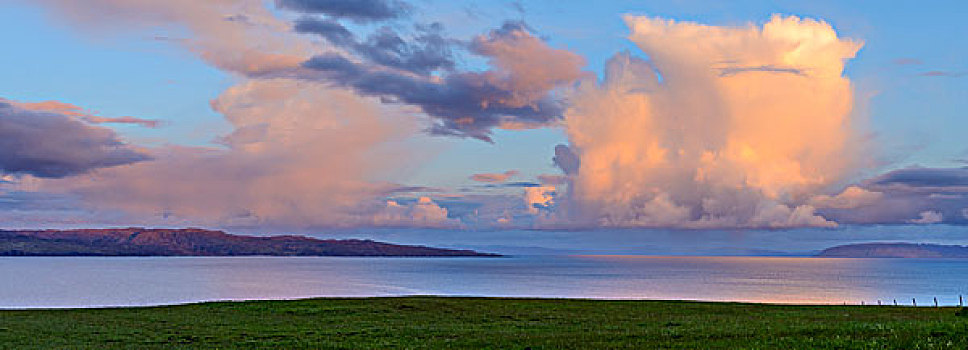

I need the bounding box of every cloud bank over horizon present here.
[2,0,966,230]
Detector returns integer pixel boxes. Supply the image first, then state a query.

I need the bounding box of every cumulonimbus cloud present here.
[553,15,863,228]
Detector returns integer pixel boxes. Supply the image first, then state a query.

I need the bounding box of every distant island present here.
[0,228,498,257]
[817,242,968,258]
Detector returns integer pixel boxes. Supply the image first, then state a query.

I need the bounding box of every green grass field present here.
[2,297,967,349]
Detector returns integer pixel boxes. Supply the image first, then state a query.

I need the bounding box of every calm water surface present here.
[1,256,967,308]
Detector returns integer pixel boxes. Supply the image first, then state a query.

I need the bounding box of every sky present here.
[1,0,967,247]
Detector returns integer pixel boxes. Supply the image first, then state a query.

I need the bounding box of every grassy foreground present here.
[2,297,967,349]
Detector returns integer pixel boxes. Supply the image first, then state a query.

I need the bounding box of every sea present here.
[2,255,967,309]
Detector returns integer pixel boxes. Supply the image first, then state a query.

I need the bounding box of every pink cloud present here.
[555,15,862,228]
[35,80,423,228]
[373,197,460,228]
[809,186,883,209]
[8,99,160,128]
[470,22,587,109]
[471,170,519,183]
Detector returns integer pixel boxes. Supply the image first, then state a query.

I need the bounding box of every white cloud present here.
[373,197,460,228]
[809,186,883,209]
[909,211,943,224]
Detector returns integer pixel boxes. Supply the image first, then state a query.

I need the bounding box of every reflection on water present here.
[1,256,967,308]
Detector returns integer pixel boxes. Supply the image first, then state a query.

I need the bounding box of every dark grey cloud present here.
[294,18,356,46]
[295,19,455,75]
[498,181,541,187]
[553,144,579,175]
[0,102,150,178]
[302,54,362,74]
[471,20,530,43]
[358,23,455,74]
[867,166,968,192]
[301,52,566,142]
[481,181,541,188]
[292,17,585,141]
[276,0,410,23]
[291,8,584,141]
[504,181,540,187]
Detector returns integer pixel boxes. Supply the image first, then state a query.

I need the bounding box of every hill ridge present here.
[817,242,968,258]
[0,227,498,257]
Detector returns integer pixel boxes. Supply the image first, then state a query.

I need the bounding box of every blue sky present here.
[0,0,966,233]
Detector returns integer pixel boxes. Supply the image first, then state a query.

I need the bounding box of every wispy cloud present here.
[717,64,806,77]
[919,70,966,77]
[8,99,160,128]
[892,58,922,65]
[470,170,519,183]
